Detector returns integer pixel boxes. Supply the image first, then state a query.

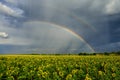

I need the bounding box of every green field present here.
[0,55,120,80]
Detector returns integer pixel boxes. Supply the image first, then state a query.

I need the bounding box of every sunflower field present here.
[0,55,120,80]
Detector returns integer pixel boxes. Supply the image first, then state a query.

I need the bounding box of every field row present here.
[0,55,120,80]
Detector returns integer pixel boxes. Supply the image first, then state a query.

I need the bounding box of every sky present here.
[0,0,120,53]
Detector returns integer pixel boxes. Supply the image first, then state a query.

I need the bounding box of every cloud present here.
[0,20,95,53]
[0,15,30,45]
[95,42,120,52]
[0,32,8,38]
[0,24,31,45]
[21,21,94,53]
[0,0,120,53]
[4,0,120,16]
[5,0,18,5]
[11,0,120,14]
[105,0,120,15]
[0,2,24,17]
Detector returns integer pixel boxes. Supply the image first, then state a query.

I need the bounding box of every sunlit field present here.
[0,55,120,80]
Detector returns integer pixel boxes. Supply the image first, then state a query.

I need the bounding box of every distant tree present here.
[92,53,96,55]
[104,52,109,55]
[116,51,120,55]
[78,53,88,55]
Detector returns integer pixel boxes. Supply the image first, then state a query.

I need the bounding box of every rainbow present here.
[25,21,95,52]
[70,13,97,32]
[55,9,97,32]
[37,5,97,32]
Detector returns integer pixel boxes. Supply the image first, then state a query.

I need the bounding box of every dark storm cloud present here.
[13,0,111,47]
[0,0,120,53]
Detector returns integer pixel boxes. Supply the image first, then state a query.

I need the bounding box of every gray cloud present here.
[0,26,31,45]
[5,0,120,15]
[95,42,120,52]
[21,21,94,53]
[0,2,24,17]
[0,0,120,53]
[0,14,30,45]
[0,18,95,53]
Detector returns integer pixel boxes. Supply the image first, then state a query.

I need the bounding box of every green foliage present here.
[78,51,120,55]
[0,55,120,80]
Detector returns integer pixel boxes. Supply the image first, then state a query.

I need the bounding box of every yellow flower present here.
[59,71,64,77]
[72,69,78,74]
[85,74,92,80]
[112,73,116,77]
[42,72,48,78]
[0,73,3,77]
[66,74,72,80]
[111,67,116,72]
[98,71,103,75]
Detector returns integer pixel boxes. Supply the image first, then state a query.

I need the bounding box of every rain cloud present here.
[0,0,120,53]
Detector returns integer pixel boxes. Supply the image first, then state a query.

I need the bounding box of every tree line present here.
[78,51,120,55]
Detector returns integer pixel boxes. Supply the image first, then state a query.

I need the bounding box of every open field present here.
[0,55,120,80]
